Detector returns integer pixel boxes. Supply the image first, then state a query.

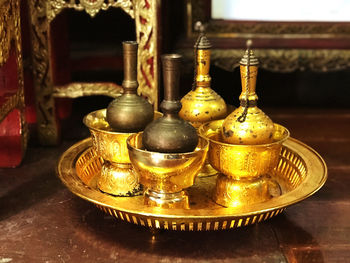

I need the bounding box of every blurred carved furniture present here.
[27,0,160,145]
[0,0,28,167]
[179,0,350,73]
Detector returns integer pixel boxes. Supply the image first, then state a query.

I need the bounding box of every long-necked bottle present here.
[179,34,227,128]
[143,54,198,153]
[221,41,275,145]
[106,41,154,132]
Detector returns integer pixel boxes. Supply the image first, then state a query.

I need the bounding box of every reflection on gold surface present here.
[127,133,208,208]
[214,174,282,208]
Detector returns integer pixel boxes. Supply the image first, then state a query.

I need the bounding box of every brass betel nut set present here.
[84,35,290,209]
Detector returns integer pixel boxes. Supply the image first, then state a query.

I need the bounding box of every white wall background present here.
[212,0,350,22]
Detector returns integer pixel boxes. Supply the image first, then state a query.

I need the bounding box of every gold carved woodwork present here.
[179,47,350,73]
[46,0,135,21]
[134,0,159,107]
[179,48,350,73]
[28,0,160,144]
[186,0,350,72]
[0,3,13,66]
[0,90,23,123]
[28,0,59,145]
[53,82,123,98]
[0,0,28,150]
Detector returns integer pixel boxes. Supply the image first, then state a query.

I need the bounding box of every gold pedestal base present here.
[98,161,142,196]
[213,174,282,208]
[198,161,218,177]
[144,189,189,209]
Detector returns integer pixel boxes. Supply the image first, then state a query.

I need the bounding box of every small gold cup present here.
[199,120,289,208]
[84,109,161,196]
[127,133,208,209]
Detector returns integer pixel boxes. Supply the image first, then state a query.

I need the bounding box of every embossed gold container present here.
[179,33,228,177]
[127,132,208,209]
[199,120,289,207]
[222,41,274,145]
[83,109,161,196]
[179,34,227,128]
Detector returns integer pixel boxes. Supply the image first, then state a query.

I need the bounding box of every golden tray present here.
[57,137,327,231]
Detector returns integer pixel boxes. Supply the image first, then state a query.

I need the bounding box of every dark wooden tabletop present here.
[1,109,349,263]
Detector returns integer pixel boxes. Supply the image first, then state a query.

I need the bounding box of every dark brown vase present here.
[106,41,154,132]
[142,54,198,153]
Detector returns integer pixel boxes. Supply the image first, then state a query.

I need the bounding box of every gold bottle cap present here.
[195,34,212,49]
[240,40,259,66]
[194,21,212,49]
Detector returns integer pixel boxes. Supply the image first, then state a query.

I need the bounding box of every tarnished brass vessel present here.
[127,132,208,209]
[106,41,153,132]
[221,41,274,145]
[84,41,156,196]
[128,54,207,208]
[143,54,198,153]
[84,109,162,196]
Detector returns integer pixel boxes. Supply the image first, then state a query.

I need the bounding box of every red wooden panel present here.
[0,47,19,106]
[0,109,23,167]
[0,46,24,167]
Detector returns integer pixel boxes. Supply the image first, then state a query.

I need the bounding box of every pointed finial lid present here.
[194,21,212,49]
[240,40,259,66]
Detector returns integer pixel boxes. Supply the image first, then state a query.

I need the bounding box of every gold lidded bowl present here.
[201,120,289,179]
[179,32,227,129]
[127,132,208,209]
[199,40,290,208]
[199,120,290,207]
[179,27,228,177]
[221,40,274,145]
[83,109,162,196]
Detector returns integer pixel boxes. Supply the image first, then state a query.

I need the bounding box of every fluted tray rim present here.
[57,137,327,221]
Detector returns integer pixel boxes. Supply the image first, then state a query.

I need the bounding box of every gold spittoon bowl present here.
[127,132,208,209]
[199,120,290,207]
[83,109,162,196]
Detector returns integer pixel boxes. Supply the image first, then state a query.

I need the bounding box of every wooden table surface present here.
[1,109,349,263]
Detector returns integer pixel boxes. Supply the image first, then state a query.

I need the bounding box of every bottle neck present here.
[195,49,211,88]
[161,54,182,118]
[123,42,138,94]
[160,100,181,119]
[239,65,258,104]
